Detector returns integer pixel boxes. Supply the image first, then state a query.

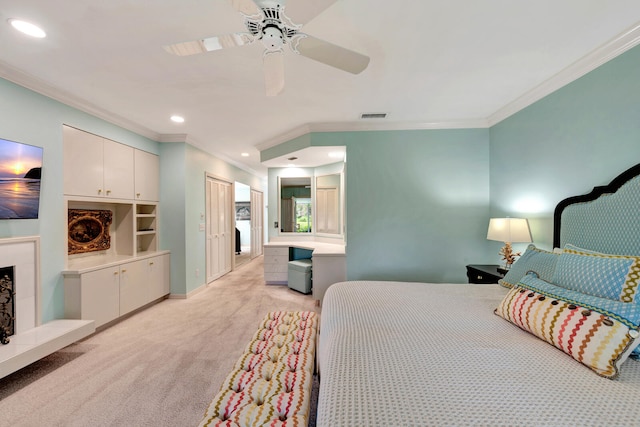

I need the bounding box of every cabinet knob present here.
[114,271,118,276]
[137,193,141,198]
[121,269,126,273]
[149,262,154,265]
[477,275,483,280]
[98,189,102,194]
[106,190,111,195]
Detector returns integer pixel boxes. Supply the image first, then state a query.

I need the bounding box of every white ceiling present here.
[1,1,640,176]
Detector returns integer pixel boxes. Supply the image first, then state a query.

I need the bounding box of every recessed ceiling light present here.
[170,115,185,123]
[9,19,46,38]
[241,152,249,157]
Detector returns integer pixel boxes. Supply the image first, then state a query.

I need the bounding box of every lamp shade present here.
[487,218,532,243]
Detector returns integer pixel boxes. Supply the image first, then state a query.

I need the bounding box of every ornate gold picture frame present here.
[68,209,113,254]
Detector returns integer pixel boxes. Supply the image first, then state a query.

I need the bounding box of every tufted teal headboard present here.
[553,163,640,255]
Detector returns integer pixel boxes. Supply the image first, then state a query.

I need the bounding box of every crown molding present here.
[157,133,188,143]
[0,62,161,141]
[255,118,489,151]
[255,124,314,151]
[488,22,640,126]
[178,133,265,177]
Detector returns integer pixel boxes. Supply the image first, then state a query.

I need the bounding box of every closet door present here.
[219,181,232,274]
[250,190,264,259]
[206,176,232,283]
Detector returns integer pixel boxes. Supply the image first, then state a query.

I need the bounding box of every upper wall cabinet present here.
[63,125,134,199]
[63,125,159,202]
[134,149,159,201]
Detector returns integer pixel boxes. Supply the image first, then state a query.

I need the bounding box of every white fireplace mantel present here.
[0,236,95,379]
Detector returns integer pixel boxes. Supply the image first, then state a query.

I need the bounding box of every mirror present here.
[315,174,341,235]
[279,177,312,233]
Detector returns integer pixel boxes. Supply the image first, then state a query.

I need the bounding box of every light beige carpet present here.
[0,256,319,426]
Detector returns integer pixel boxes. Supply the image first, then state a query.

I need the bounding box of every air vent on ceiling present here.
[360,113,387,119]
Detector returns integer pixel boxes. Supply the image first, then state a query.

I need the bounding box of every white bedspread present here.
[317,281,640,426]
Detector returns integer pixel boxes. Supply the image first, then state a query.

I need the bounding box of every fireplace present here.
[0,266,15,344]
[0,236,95,379]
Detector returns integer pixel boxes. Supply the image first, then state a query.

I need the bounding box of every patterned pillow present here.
[551,244,640,303]
[495,274,640,379]
[498,244,559,289]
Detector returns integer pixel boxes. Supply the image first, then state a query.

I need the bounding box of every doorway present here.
[234,182,251,268]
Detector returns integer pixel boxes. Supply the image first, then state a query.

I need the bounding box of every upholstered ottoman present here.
[198,311,318,427]
[287,260,312,294]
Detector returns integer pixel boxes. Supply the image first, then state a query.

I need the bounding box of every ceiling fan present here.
[163,0,370,96]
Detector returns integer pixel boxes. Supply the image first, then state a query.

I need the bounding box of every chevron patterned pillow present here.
[496,274,640,379]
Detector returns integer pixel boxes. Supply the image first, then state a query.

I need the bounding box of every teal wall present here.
[164,143,265,296]
[275,129,492,283]
[490,44,640,251]
[0,77,159,322]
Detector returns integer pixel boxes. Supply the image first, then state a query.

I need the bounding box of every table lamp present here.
[487,218,532,274]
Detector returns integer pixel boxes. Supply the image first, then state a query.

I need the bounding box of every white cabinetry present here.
[264,246,289,284]
[64,253,170,328]
[63,125,134,199]
[63,125,169,328]
[136,203,158,255]
[312,254,346,304]
[64,266,120,328]
[316,188,339,234]
[148,253,171,301]
[118,259,147,316]
[135,149,160,201]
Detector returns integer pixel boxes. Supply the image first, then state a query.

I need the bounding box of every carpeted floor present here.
[0,256,319,426]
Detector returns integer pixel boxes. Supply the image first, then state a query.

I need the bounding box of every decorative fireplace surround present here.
[0,236,95,379]
[0,236,40,334]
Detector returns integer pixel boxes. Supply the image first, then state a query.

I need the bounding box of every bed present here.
[317,163,640,426]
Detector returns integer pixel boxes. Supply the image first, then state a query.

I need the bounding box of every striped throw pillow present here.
[495,274,640,379]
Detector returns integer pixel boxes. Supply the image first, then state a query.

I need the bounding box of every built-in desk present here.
[264,241,346,304]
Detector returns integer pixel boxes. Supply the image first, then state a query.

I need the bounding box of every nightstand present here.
[466,264,505,284]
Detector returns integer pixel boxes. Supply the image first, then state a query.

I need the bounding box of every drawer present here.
[264,263,289,273]
[265,247,289,256]
[264,255,288,265]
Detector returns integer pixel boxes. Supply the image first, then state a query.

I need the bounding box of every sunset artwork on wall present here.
[0,138,43,219]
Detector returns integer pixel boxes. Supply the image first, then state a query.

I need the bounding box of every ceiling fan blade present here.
[293,35,369,74]
[231,0,260,16]
[285,0,337,24]
[264,51,285,96]
[164,33,254,56]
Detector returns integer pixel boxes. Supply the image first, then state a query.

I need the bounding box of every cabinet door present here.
[134,150,159,201]
[103,139,134,199]
[81,266,120,328]
[119,260,147,316]
[147,254,170,301]
[316,188,339,234]
[63,125,104,197]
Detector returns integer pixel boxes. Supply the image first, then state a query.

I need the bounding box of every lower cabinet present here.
[64,253,170,328]
[263,246,289,284]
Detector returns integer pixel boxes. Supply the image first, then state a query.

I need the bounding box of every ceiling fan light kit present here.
[164,0,369,96]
